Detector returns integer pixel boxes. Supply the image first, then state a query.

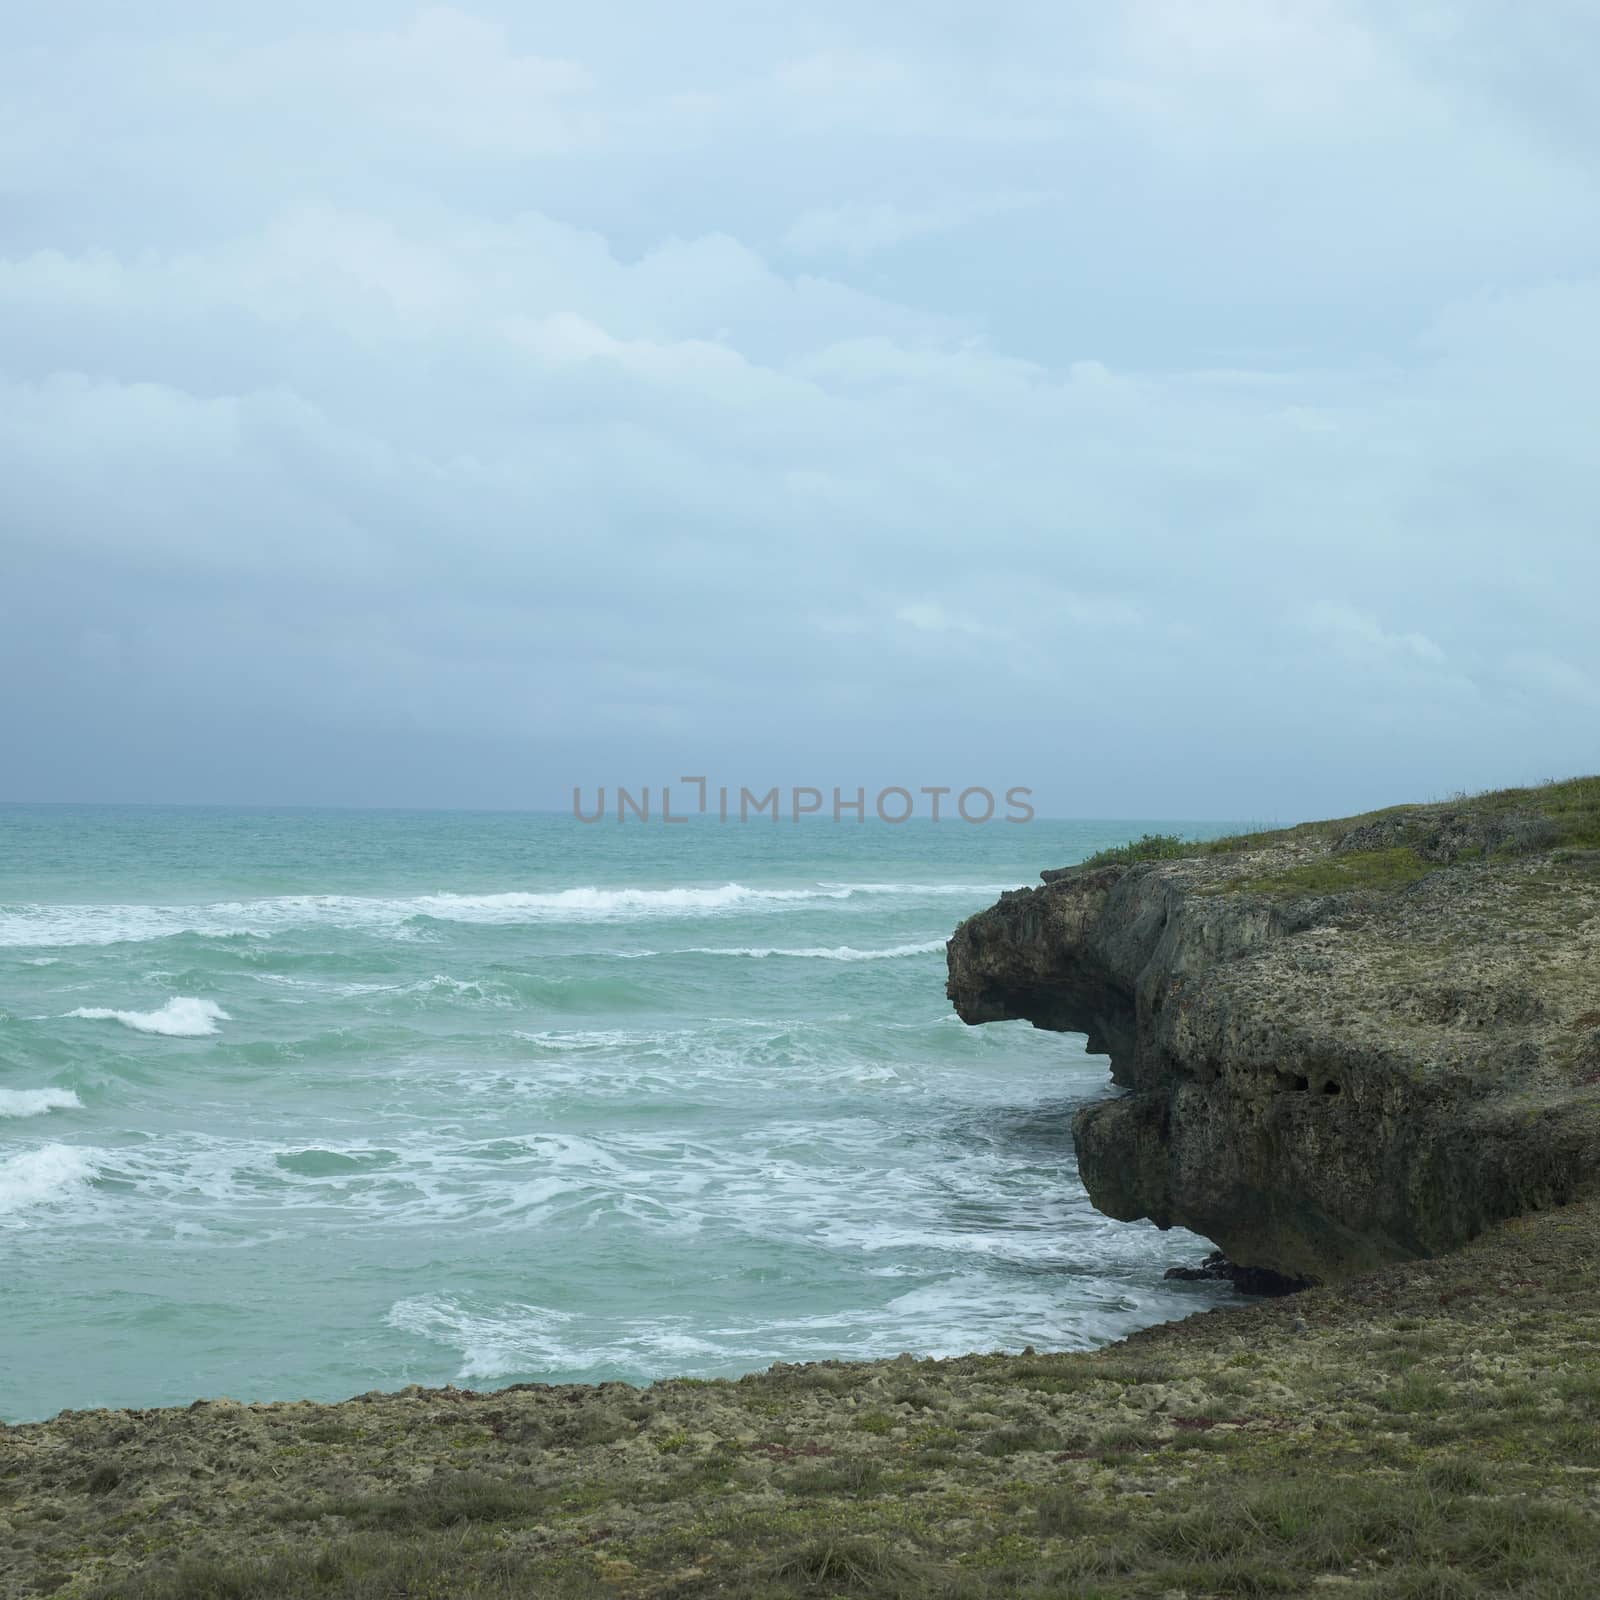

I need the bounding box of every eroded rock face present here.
[947,828,1600,1283]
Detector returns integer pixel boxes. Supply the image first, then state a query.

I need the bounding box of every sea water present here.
[0,806,1230,1422]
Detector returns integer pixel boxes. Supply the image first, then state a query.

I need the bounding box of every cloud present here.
[170,7,598,158]
[1110,0,1428,140]
[1300,606,1447,667]
[1,3,1597,815]
[781,194,1049,261]
[893,602,988,637]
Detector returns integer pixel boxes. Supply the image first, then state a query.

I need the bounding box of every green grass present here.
[64,1374,1600,1600]
[760,1535,938,1596]
[1205,776,1600,860]
[1080,832,1197,868]
[1225,847,1439,897]
[1376,1373,1454,1415]
[976,1423,1061,1456]
[80,1537,614,1599]
[274,1470,553,1531]
[1458,775,1600,851]
[1067,777,1600,890]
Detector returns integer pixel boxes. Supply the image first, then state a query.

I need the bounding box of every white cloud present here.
[1,3,1598,811]
[1301,606,1447,666]
[893,602,987,637]
[177,7,598,156]
[1113,0,1428,138]
[781,194,1048,261]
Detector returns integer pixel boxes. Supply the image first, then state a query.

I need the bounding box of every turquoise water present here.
[0,806,1229,1422]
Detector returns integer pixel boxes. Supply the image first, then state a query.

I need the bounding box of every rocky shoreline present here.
[5,778,1598,1599]
[5,1197,1597,1598]
[947,778,1600,1283]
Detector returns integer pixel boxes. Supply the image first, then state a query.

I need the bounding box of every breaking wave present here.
[0,881,1011,948]
[0,1088,82,1119]
[0,1144,99,1220]
[67,997,230,1037]
[679,941,946,961]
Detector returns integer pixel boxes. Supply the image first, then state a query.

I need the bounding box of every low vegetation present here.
[1203,775,1600,861]
[5,1199,1598,1600]
[1080,832,1196,868]
[1077,777,1600,901]
[1223,846,1439,897]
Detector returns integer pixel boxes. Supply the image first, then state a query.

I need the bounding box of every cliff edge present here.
[946,778,1600,1283]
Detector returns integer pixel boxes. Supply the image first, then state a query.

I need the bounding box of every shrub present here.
[1081,833,1194,868]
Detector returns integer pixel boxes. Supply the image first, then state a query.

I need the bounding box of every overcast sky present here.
[3,2,1597,820]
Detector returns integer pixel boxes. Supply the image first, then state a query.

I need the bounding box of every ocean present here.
[0,806,1230,1423]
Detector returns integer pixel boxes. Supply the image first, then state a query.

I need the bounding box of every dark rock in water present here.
[947,781,1600,1284]
[1164,1251,1309,1297]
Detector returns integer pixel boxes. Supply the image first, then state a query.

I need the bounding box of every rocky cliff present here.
[946,779,1600,1283]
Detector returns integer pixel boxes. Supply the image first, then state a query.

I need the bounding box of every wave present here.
[679,941,946,962]
[419,884,831,917]
[386,1294,727,1382]
[0,1088,82,1119]
[255,970,656,1013]
[816,882,1012,896]
[67,997,230,1037]
[383,1262,1200,1386]
[0,1143,98,1219]
[0,881,1013,948]
[254,972,501,1001]
[509,1027,662,1052]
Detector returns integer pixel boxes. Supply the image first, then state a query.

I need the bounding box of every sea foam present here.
[68,997,230,1037]
[0,1088,83,1119]
[417,884,833,918]
[0,1143,98,1218]
[0,881,1011,948]
[682,941,946,961]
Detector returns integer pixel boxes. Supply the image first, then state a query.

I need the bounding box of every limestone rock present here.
[946,784,1600,1282]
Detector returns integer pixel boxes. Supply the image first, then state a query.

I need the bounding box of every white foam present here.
[0,1088,82,1119]
[255,972,509,1005]
[682,941,946,962]
[253,973,400,997]
[0,881,1012,947]
[0,1143,98,1218]
[416,884,837,918]
[510,1027,652,1051]
[67,997,230,1037]
[382,1260,1201,1385]
[386,1294,727,1382]
[817,882,1013,896]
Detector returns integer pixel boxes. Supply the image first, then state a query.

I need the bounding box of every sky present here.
[2,1,1598,820]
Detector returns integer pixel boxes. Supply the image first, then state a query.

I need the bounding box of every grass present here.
[17,1198,1592,1600]
[1068,777,1600,901]
[761,1535,938,1596]
[1074,778,1600,886]
[1080,832,1198,868]
[1456,775,1600,851]
[1224,846,1439,897]
[275,1470,552,1530]
[67,1537,614,1599]
[1203,776,1600,861]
